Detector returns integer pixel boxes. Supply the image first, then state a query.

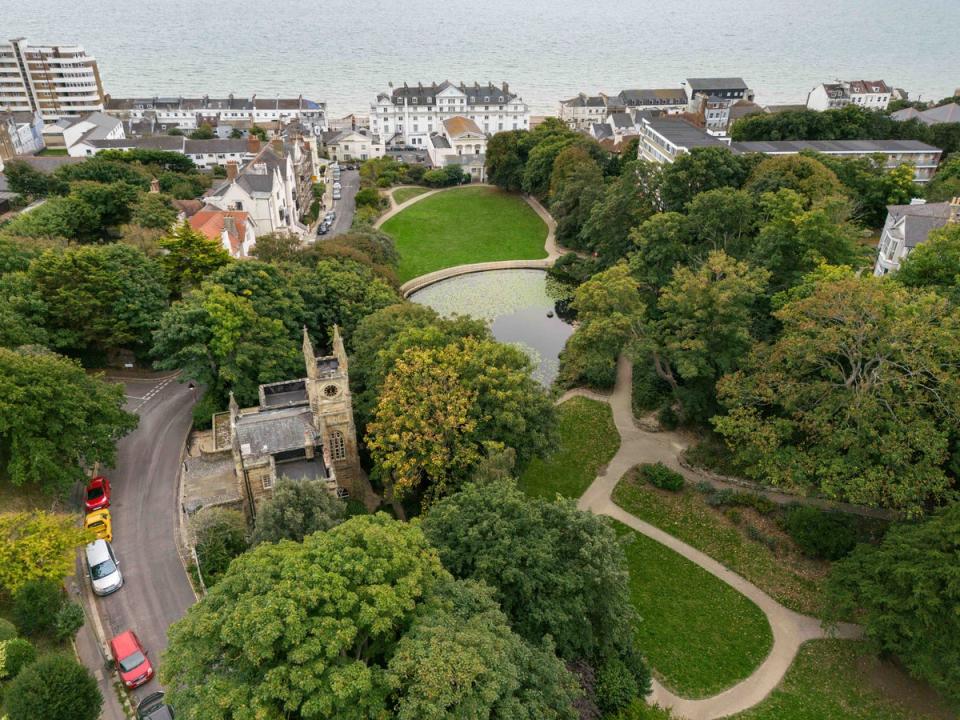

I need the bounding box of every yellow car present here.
[84,509,113,542]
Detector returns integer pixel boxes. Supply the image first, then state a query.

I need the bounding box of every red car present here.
[110,630,154,689]
[84,476,111,512]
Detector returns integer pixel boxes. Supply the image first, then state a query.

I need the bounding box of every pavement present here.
[75,372,198,718]
[571,356,862,720]
[328,168,360,237]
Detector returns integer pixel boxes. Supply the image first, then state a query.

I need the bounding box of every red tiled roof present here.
[189,208,250,257]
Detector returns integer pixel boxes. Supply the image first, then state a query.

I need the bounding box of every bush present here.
[638,463,684,491]
[193,508,249,585]
[54,601,85,642]
[657,405,679,430]
[781,504,859,561]
[596,657,639,714]
[4,654,102,720]
[354,187,384,210]
[0,637,36,679]
[702,487,777,515]
[746,524,781,553]
[191,390,221,430]
[0,618,17,642]
[631,360,672,415]
[13,578,63,636]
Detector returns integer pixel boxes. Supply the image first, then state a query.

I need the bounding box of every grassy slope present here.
[615,521,773,698]
[518,397,619,499]
[381,186,548,282]
[613,474,826,616]
[733,640,948,720]
[392,186,430,204]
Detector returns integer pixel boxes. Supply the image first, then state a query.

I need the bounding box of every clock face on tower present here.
[323,384,340,398]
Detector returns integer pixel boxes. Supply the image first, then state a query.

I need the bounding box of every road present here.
[328,168,360,236]
[76,373,197,717]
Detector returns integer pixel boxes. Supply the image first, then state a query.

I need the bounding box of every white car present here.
[86,539,123,596]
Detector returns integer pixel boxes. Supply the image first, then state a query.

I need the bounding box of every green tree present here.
[355,187,384,209]
[189,123,215,140]
[0,271,47,348]
[12,578,63,635]
[250,124,267,141]
[0,349,138,494]
[251,476,347,544]
[131,191,178,229]
[925,155,960,202]
[0,637,35,680]
[659,147,754,211]
[4,655,102,720]
[818,154,918,227]
[26,243,168,358]
[55,159,149,188]
[549,145,605,249]
[715,276,960,514]
[827,504,960,704]
[896,222,960,304]
[628,212,694,293]
[683,188,757,257]
[158,221,232,293]
[579,161,661,264]
[2,195,100,241]
[250,232,303,264]
[2,159,61,198]
[744,154,845,206]
[193,508,249,585]
[523,134,577,199]
[485,131,526,191]
[229,127,244,139]
[152,283,301,405]
[423,481,651,698]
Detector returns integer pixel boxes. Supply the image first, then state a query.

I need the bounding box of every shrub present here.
[54,601,85,642]
[638,463,684,491]
[0,618,17,642]
[191,390,221,430]
[193,508,249,585]
[781,504,859,561]
[4,654,102,720]
[631,361,672,415]
[596,657,639,714]
[0,637,36,679]
[657,405,679,430]
[354,187,384,210]
[702,487,777,515]
[12,578,63,636]
[746,524,781,553]
[724,508,742,525]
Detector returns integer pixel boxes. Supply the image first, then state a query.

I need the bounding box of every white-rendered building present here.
[370,81,528,147]
[427,116,487,181]
[806,80,892,112]
[0,38,106,121]
[874,200,958,276]
[326,130,385,162]
[0,110,45,170]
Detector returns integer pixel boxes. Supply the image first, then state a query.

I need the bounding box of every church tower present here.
[303,327,365,502]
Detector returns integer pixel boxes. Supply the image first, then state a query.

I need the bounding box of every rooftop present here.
[731,139,941,154]
[235,406,316,459]
[644,117,729,149]
[686,77,749,91]
[381,81,517,106]
[618,88,687,104]
[886,201,954,248]
[443,115,483,137]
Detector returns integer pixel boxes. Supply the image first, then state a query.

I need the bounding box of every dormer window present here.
[412,98,418,104]
[499,96,504,102]
[484,96,489,102]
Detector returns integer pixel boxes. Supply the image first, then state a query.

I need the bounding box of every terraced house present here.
[370,80,529,147]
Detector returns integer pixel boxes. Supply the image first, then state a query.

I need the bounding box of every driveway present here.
[75,372,197,716]
[328,168,360,237]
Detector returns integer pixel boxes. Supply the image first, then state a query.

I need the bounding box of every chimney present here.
[223,214,237,237]
[270,137,284,155]
[226,160,238,180]
[246,134,261,154]
[149,177,160,193]
[950,197,960,224]
[503,82,509,94]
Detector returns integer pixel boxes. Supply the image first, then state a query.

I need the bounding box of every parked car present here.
[84,508,112,542]
[325,211,336,221]
[84,475,111,512]
[137,691,174,720]
[317,224,328,236]
[333,191,341,200]
[85,539,123,596]
[110,630,154,689]
[333,182,342,190]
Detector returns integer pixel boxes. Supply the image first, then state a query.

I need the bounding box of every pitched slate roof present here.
[885,202,953,248]
[731,139,940,154]
[618,88,687,105]
[235,406,317,459]
[183,138,252,154]
[385,81,516,106]
[686,77,748,92]
[87,136,185,151]
[847,80,891,95]
[919,103,960,125]
[608,112,635,129]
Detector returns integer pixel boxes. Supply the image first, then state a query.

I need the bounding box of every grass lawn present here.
[36,147,69,156]
[614,520,773,698]
[733,640,952,720]
[613,472,827,616]
[392,186,430,205]
[519,397,619,499]
[381,186,548,282]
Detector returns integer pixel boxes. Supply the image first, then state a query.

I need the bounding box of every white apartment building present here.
[807,80,892,112]
[0,38,105,121]
[0,110,44,170]
[873,200,958,276]
[370,81,529,147]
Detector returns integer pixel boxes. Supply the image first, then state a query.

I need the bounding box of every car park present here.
[137,691,174,720]
[85,539,123,596]
[85,508,113,542]
[84,475,111,512]
[110,630,154,689]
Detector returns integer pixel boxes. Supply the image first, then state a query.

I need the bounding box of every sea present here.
[5,0,960,117]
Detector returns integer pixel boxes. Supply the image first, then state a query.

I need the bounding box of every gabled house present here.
[807,80,892,111]
[427,116,487,181]
[189,205,257,258]
[62,112,125,156]
[0,110,44,171]
[873,199,959,276]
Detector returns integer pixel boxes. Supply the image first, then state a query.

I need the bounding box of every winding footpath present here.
[376,184,561,297]
[569,356,862,719]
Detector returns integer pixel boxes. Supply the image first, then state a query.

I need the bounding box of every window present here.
[330,431,346,461]
[262,473,274,490]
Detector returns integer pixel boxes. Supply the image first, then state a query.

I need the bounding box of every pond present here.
[409,269,574,386]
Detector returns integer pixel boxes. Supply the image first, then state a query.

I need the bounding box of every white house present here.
[62,112,125,156]
[370,81,529,147]
[0,110,45,171]
[807,80,892,112]
[326,130,384,162]
[189,205,258,259]
[873,199,958,276]
[559,94,617,129]
[427,116,487,181]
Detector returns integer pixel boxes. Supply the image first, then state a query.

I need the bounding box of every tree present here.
[818,154,917,227]
[250,124,267,141]
[354,187,384,209]
[131,191,178,229]
[96,148,197,173]
[26,243,168,358]
[193,508,249,585]
[158,221,232,292]
[2,159,59,198]
[646,251,769,423]
[549,146,605,249]
[896,222,960,304]
[628,211,694,293]
[152,283,301,405]
[714,276,960,515]
[388,578,578,720]
[251,476,347,544]
[485,131,526,191]
[0,348,138,494]
[0,514,89,594]
[683,187,757,257]
[66,179,141,229]
[579,161,661,265]
[827,504,960,704]
[744,154,845,205]
[423,481,651,698]
[523,134,577,199]
[189,123,215,140]
[12,578,63,635]
[2,195,100,241]
[0,637,36,680]
[925,155,960,202]
[250,232,303,264]
[659,147,754,211]
[229,127,244,139]
[4,655,102,720]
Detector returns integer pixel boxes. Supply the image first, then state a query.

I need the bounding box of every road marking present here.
[132,373,181,412]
